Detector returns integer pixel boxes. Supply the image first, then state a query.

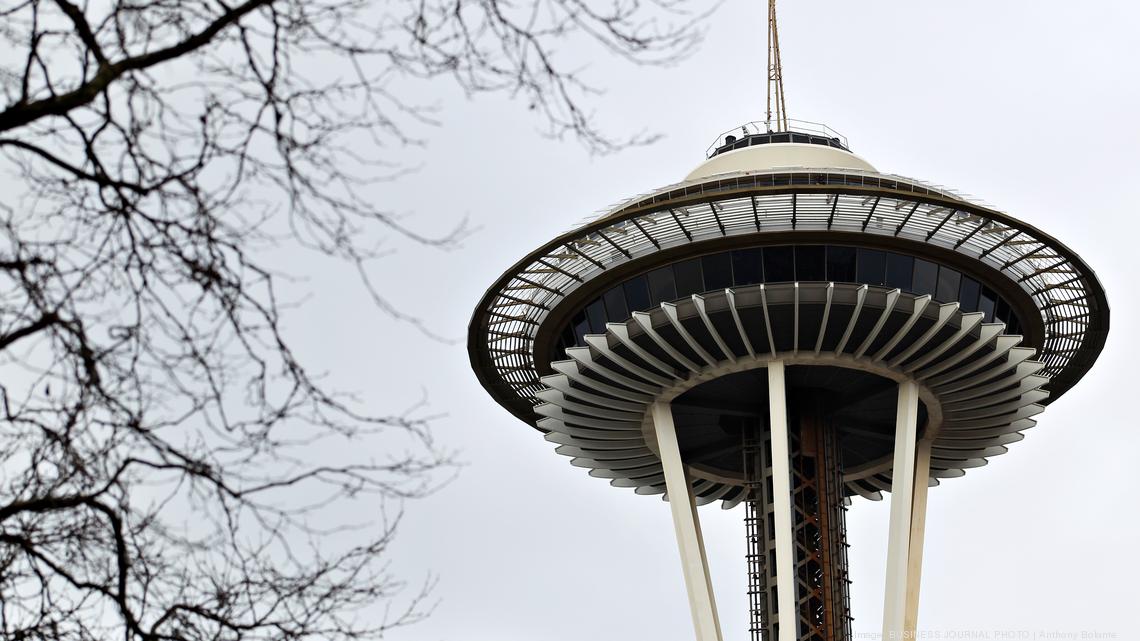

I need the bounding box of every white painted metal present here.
[693,294,736,363]
[726,288,756,357]
[905,438,933,634]
[536,285,1048,503]
[882,380,920,641]
[767,361,797,641]
[684,143,877,180]
[650,401,723,641]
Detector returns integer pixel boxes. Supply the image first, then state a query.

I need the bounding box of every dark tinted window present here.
[674,259,704,297]
[959,277,981,313]
[979,287,997,322]
[603,286,629,323]
[994,298,1010,325]
[702,253,733,290]
[623,275,651,312]
[795,246,826,281]
[586,298,607,332]
[560,327,576,352]
[912,259,938,296]
[885,253,914,291]
[564,246,1024,350]
[572,311,590,345]
[936,267,961,303]
[826,246,857,282]
[856,249,886,286]
[1008,315,1021,336]
[732,248,764,285]
[647,267,676,305]
[764,246,795,282]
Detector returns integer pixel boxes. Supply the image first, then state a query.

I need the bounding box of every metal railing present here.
[705,119,851,157]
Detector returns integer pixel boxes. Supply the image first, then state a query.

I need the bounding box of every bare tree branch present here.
[0,0,709,638]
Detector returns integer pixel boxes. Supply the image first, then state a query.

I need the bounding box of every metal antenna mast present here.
[766,0,789,132]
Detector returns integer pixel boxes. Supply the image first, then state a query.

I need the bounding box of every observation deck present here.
[468,122,1109,504]
[468,121,1110,641]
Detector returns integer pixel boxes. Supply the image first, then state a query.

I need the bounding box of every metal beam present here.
[651,402,723,641]
[904,439,933,634]
[768,362,797,641]
[882,380,920,640]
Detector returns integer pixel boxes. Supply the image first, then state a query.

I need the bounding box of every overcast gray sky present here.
[284,1,1139,639]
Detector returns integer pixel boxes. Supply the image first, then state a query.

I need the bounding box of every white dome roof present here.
[686,143,877,181]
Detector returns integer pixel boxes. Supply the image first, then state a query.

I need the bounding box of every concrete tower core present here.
[467,123,1109,641]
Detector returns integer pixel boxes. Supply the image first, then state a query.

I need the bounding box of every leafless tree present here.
[0,0,705,638]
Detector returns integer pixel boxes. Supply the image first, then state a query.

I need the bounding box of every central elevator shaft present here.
[744,397,852,641]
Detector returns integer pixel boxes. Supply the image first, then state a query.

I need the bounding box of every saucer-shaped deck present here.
[468,141,1109,499]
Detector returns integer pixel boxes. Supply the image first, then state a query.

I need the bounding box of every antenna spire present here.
[766,0,789,132]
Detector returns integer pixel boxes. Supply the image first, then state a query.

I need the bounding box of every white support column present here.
[651,401,723,641]
[882,380,920,641]
[904,438,932,634]
[767,361,797,641]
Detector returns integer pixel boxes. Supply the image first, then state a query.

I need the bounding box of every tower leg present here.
[882,380,922,641]
[904,439,932,633]
[651,401,723,641]
[767,361,797,641]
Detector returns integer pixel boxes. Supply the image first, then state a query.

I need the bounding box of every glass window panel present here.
[856,249,886,286]
[959,277,981,313]
[572,312,590,346]
[560,327,576,353]
[1008,315,1021,336]
[826,246,857,282]
[935,267,961,303]
[885,253,914,291]
[674,259,704,297]
[994,298,1010,325]
[623,276,651,312]
[647,267,677,305]
[795,245,826,281]
[586,298,607,333]
[764,246,795,282]
[732,248,764,285]
[979,287,997,322]
[702,253,733,290]
[603,286,629,323]
[912,259,938,296]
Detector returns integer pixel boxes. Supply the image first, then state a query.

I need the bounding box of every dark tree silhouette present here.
[0,0,704,638]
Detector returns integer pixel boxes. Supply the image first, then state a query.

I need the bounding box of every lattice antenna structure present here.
[766,0,789,132]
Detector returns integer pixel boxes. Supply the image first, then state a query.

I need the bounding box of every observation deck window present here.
[648,267,678,305]
[554,244,1029,356]
[622,276,651,312]
[885,254,914,291]
[733,248,764,285]
[912,259,938,297]
[856,249,887,286]
[959,277,981,313]
[674,259,704,297]
[936,268,962,303]
[702,253,734,290]
[795,245,826,281]
[763,247,794,282]
[826,247,857,282]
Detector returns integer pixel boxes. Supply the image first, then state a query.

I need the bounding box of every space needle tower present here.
[467,3,1110,640]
